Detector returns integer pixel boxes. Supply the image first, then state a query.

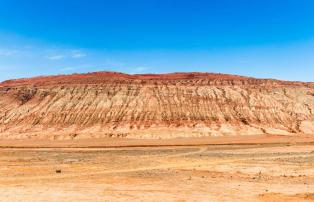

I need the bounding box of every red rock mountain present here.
[0,72,314,140]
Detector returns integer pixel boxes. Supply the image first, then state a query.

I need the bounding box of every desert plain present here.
[0,135,313,202]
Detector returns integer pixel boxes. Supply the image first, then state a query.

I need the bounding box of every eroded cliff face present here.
[0,72,314,139]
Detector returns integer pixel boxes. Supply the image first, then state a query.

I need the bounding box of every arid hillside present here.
[0,72,314,140]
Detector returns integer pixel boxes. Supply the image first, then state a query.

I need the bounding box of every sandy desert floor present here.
[0,143,313,202]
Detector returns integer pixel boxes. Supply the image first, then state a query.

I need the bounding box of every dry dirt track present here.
[0,134,313,148]
[0,141,313,202]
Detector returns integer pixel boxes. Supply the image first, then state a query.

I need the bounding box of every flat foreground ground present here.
[0,143,313,201]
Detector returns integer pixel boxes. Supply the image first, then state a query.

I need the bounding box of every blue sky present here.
[0,0,314,81]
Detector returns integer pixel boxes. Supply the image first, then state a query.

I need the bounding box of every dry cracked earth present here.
[0,143,313,202]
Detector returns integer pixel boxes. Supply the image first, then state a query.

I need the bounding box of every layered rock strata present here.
[0,72,313,139]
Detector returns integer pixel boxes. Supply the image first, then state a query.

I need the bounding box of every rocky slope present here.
[0,72,314,140]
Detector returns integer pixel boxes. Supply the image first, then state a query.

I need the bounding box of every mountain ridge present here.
[1,71,310,87]
[0,71,313,140]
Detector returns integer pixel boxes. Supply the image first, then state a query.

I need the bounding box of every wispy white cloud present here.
[70,50,86,58]
[60,67,77,72]
[0,49,19,57]
[45,50,87,60]
[46,54,65,60]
